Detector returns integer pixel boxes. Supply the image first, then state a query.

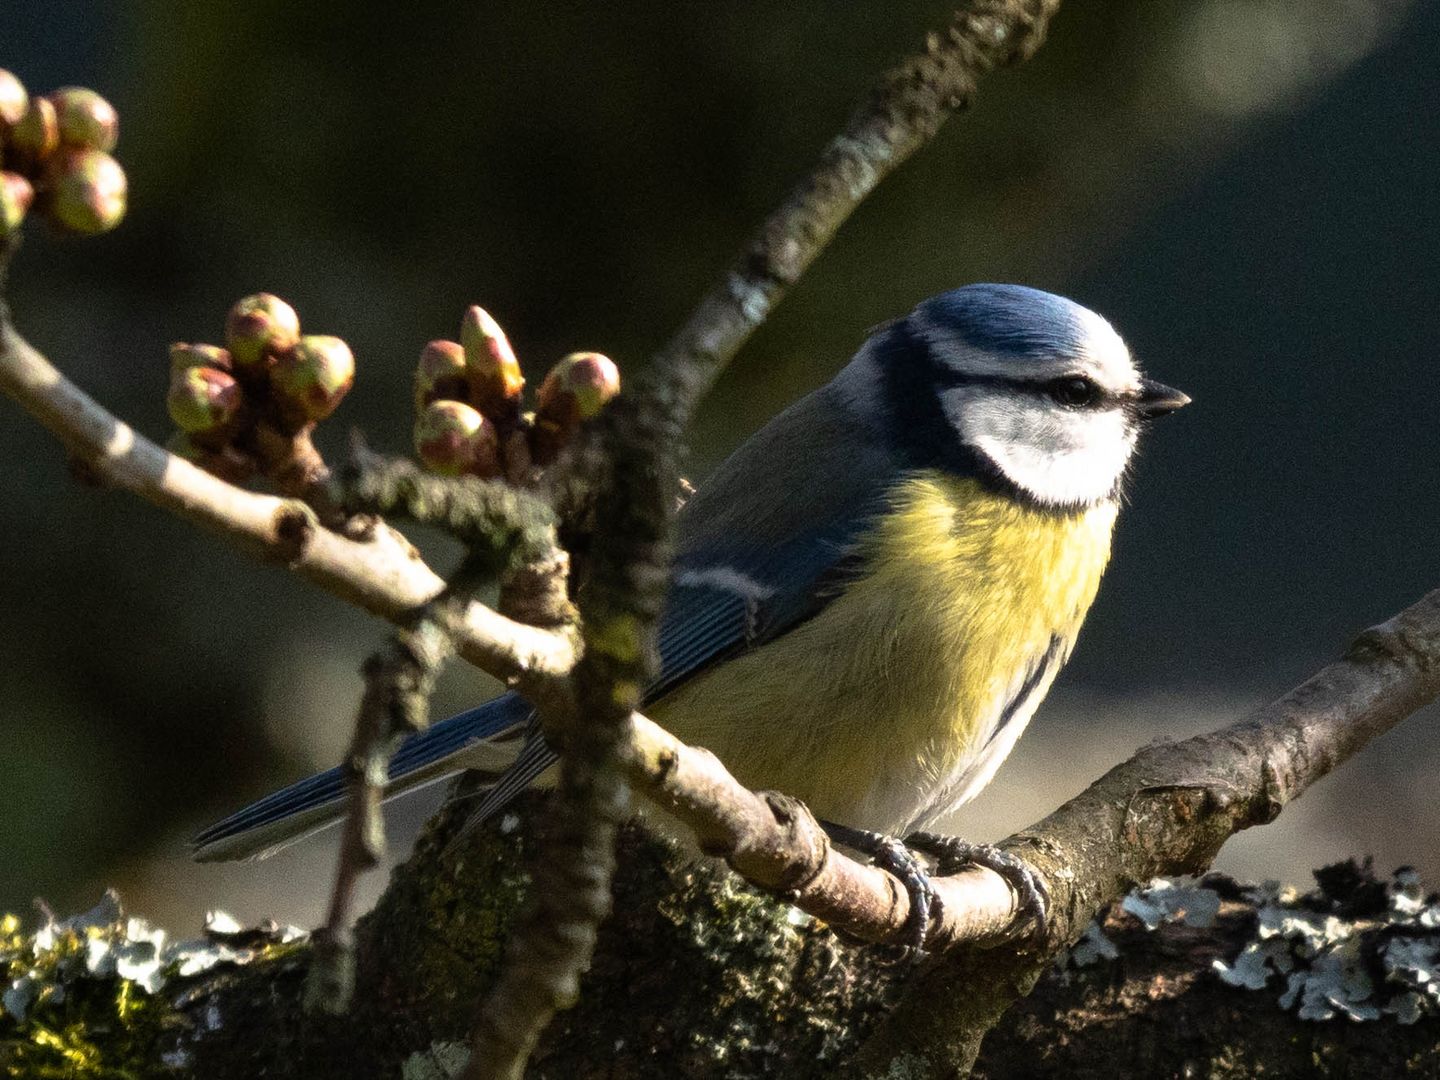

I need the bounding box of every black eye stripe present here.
[930,368,1114,407]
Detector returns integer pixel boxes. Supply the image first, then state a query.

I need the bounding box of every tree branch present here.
[844,586,1440,1078]
[0,319,577,684]
[645,0,1063,417]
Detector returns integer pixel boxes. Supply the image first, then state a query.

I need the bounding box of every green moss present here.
[1,909,180,1078]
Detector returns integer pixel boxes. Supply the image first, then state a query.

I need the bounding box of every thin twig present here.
[0,321,577,684]
[307,608,459,1013]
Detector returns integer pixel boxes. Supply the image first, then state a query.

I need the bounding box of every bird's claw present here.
[905,831,1049,937]
[820,821,939,962]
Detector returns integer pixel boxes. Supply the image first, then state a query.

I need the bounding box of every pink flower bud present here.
[9,96,58,170]
[49,87,119,153]
[0,70,27,129]
[169,342,233,374]
[1,172,33,237]
[531,352,620,464]
[414,339,469,414]
[225,293,300,372]
[459,305,524,421]
[414,399,500,478]
[269,334,355,422]
[168,366,243,434]
[46,148,127,234]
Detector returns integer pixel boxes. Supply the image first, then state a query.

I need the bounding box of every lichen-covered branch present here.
[844,586,1440,1079]
[0,319,577,684]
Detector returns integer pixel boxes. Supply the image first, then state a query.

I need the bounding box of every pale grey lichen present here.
[1067,922,1119,967]
[1209,865,1440,1024]
[1064,866,1440,1026]
[1121,877,1221,930]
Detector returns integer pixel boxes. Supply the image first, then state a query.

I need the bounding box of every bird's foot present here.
[820,821,939,961]
[904,831,1049,937]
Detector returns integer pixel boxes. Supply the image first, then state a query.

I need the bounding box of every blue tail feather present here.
[190,693,532,860]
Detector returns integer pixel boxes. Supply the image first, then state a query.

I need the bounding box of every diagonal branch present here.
[645,0,1063,418]
[842,586,1440,1078]
[0,319,577,684]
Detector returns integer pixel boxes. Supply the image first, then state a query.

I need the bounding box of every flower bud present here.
[169,342,233,374]
[46,148,127,234]
[168,365,243,434]
[49,87,119,153]
[459,305,524,421]
[167,432,255,485]
[1,172,33,237]
[0,70,27,129]
[9,96,58,169]
[414,399,500,477]
[225,293,300,372]
[531,351,620,464]
[269,335,355,422]
[414,339,469,413]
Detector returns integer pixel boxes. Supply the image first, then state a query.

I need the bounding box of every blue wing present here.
[192,379,899,860]
[191,508,878,860]
[452,505,880,830]
[191,693,533,860]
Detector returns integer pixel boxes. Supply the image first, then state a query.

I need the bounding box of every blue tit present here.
[194,284,1188,874]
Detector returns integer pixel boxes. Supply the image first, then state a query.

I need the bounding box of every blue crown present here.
[915,284,1095,361]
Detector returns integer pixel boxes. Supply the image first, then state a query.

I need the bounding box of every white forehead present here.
[910,284,1139,391]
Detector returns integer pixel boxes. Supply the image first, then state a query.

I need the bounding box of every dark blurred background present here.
[2,2,1436,932]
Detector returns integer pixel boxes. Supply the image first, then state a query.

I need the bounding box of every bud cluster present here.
[413,305,619,482]
[0,70,126,239]
[166,293,354,489]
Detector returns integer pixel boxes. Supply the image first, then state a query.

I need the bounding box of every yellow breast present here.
[653,472,1116,834]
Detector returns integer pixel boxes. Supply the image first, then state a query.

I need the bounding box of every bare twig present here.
[0,320,577,684]
[642,0,1063,419]
[307,610,458,1013]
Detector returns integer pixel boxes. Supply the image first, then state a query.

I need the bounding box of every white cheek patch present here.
[954,393,1136,507]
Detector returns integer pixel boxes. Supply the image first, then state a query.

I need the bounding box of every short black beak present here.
[1135,379,1191,419]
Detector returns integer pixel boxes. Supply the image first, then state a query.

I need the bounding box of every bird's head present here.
[841,283,1189,510]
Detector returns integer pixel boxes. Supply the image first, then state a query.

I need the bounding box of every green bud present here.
[269,334,355,422]
[46,148,127,234]
[1,172,34,237]
[225,293,300,372]
[0,70,27,129]
[167,365,243,434]
[169,342,233,373]
[537,351,619,419]
[10,96,58,169]
[459,305,524,420]
[414,339,469,414]
[531,351,620,464]
[414,399,500,477]
[49,87,119,153]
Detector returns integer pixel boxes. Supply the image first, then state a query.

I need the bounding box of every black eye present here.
[1047,376,1100,408]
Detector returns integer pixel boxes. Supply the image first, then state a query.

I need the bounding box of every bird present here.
[194,283,1188,943]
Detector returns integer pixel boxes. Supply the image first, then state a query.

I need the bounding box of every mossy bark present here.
[18,794,1428,1079]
